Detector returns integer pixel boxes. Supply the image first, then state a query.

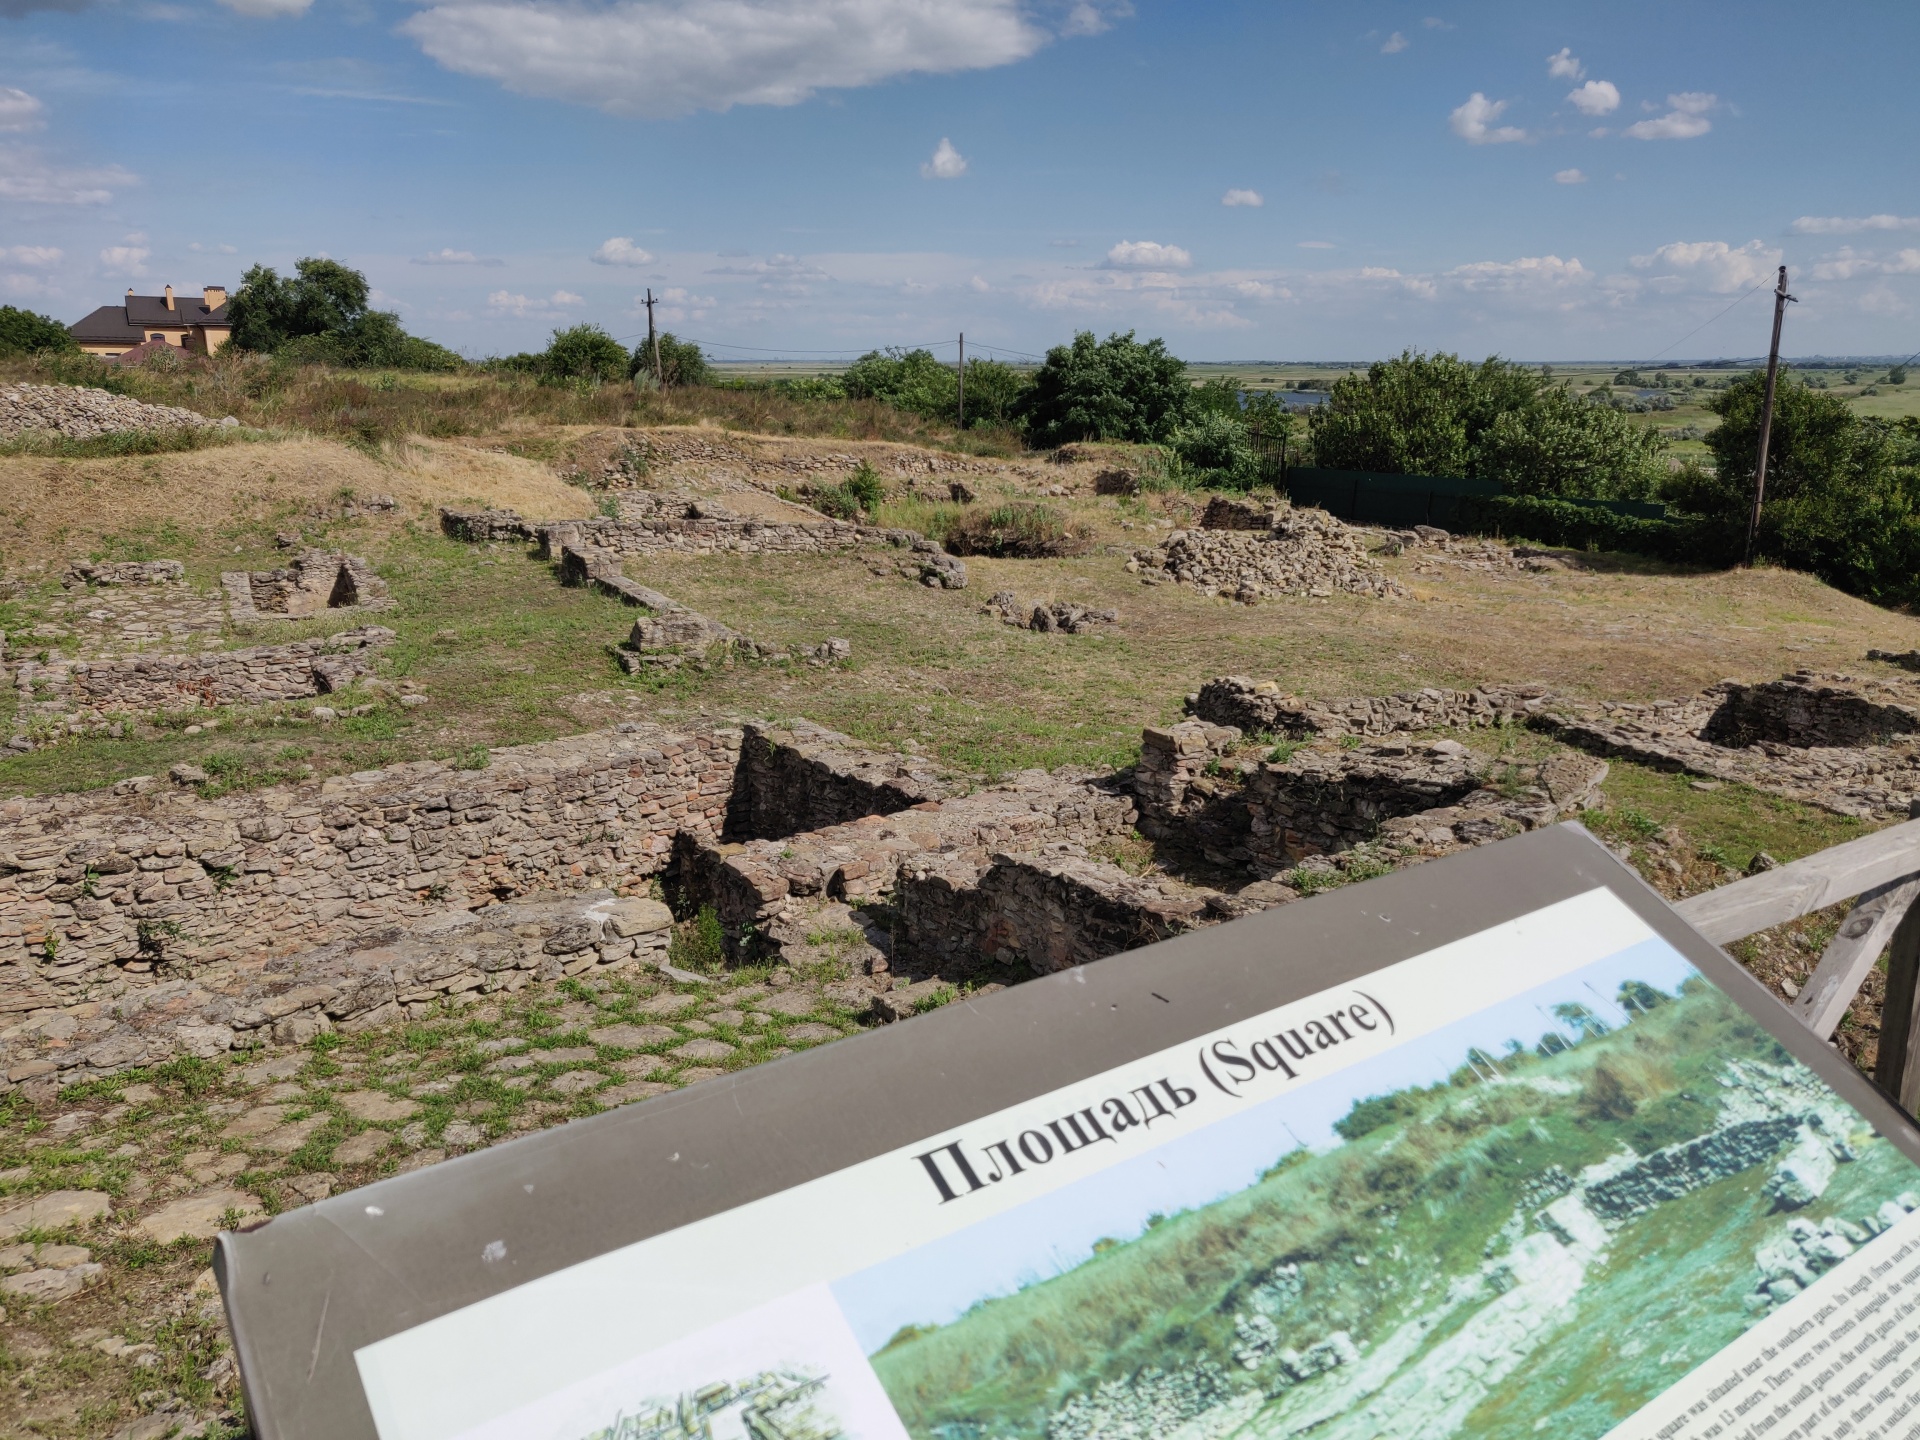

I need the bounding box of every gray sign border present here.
[216,821,1920,1439]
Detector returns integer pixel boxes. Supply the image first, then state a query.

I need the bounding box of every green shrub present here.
[226,258,462,371]
[540,324,628,384]
[0,305,75,357]
[1017,330,1191,448]
[630,332,711,387]
[809,461,888,521]
[945,502,1080,557]
[844,348,958,420]
[1169,410,1261,490]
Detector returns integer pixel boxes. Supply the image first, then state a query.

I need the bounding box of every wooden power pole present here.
[1744,265,1796,567]
[644,289,663,386]
[957,332,965,430]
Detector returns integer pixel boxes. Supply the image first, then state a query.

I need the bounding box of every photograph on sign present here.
[356,889,1920,1440]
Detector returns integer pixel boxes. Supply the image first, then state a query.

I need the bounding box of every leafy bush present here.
[1169,410,1261,490]
[541,324,628,383]
[959,358,1032,428]
[0,305,75,356]
[1017,330,1191,448]
[945,502,1080,557]
[1455,492,1735,565]
[810,461,887,520]
[1334,1089,1428,1141]
[227,258,461,371]
[630,331,712,387]
[844,347,958,420]
[1309,350,1668,500]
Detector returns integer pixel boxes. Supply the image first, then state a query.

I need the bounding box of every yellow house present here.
[69,284,232,358]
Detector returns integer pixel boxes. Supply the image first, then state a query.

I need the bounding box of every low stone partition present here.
[500,505,921,562]
[1189,676,1559,739]
[222,550,391,622]
[63,560,185,588]
[895,849,1213,978]
[0,722,743,1010]
[673,768,1139,961]
[725,721,950,840]
[1700,673,1920,750]
[439,509,537,545]
[11,626,393,718]
[0,891,675,1093]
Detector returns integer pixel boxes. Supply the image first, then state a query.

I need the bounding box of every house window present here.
[149,334,165,342]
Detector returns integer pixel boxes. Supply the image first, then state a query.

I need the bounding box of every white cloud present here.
[414,247,502,266]
[1060,1,1122,37]
[968,274,990,292]
[99,244,149,276]
[1380,31,1407,53]
[216,0,313,17]
[592,236,655,267]
[1566,79,1619,117]
[1221,188,1262,208]
[1553,168,1587,184]
[1423,15,1449,26]
[0,88,45,132]
[486,288,583,316]
[1445,254,1589,292]
[2,273,54,299]
[1623,92,1715,140]
[1546,47,1582,80]
[188,241,239,254]
[1811,247,1920,282]
[1449,92,1526,145]
[1630,239,1779,292]
[1792,214,1920,235]
[403,0,1050,118]
[0,146,135,205]
[921,137,967,179]
[1105,239,1191,269]
[1297,240,1333,249]
[1,244,61,266]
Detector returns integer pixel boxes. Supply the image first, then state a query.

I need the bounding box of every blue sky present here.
[832,939,1708,1355]
[3,1,1917,361]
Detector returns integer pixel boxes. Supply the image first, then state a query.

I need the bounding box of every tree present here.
[1664,372,1920,606]
[1308,350,1667,497]
[541,324,628,383]
[0,305,75,356]
[226,257,458,370]
[1016,330,1191,448]
[630,332,712,387]
[958,358,1031,428]
[843,347,957,419]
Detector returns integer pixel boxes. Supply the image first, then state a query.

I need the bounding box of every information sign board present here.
[218,822,1920,1440]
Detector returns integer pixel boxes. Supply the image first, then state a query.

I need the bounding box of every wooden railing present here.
[1673,818,1920,1111]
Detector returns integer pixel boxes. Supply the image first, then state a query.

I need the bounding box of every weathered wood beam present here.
[1874,901,1920,1113]
[1672,819,1920,944]
[1791,873,1920,1037]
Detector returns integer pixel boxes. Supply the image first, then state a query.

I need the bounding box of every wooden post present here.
[645,289,663,386]
[1874,898,1920,1113]
[1743,266,1794,568]
[957,332,965,430]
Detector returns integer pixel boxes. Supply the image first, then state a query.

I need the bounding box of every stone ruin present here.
[0,383,221,440]
[1129,504,1405,603]
[985,591,1118,634]
[5,550,396,751]
[222,549,391,623]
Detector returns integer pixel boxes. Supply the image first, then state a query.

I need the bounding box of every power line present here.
[1634,276,1776,366]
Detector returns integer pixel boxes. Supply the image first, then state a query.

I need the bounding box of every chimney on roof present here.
[202,284,227,310]
[164,284,175,310]
[126,287,134,298]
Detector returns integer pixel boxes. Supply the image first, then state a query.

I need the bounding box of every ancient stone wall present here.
[1189,676,1557,739]
[1242,743,1486,869]
[0,722,742,1010]
[1701,673,1920,749]
[221,551,390,622]
[723,721,951,841]
[530,512,916,561]
[11,626,392,718]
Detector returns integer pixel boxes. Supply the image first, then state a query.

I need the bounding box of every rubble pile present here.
[1130,509,1405,603]
[985,590,1117,634]
[0,383,221,440]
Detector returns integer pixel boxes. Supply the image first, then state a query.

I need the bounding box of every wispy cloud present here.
[1105,239,1191,269]
[1554,168,1587,184]
[1546,47,1582,80]
[0,145,135,204]
[1,244,61,266]
[592,237,654,267]
[1221,188,1262,208]
[1380,31,1407,53]
[1792,214,1920,235]
[1449,92,1525,145]
[0,88,46,133]
[486,288,583,316]
[1622,92,1715,140]
[414,247,503,266]
[403,0,1059,118]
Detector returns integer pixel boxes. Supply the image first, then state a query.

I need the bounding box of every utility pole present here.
[644,289,663,386]
[956,332,965,430]
[1744,265,1796,567]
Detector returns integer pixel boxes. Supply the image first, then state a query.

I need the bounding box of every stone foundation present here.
[10,626,392,719]
[221,550,391,622]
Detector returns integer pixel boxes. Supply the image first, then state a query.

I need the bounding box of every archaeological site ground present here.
[3,374,1920,1439]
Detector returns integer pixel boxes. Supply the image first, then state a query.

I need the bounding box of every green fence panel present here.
[1282,468,1666,527]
